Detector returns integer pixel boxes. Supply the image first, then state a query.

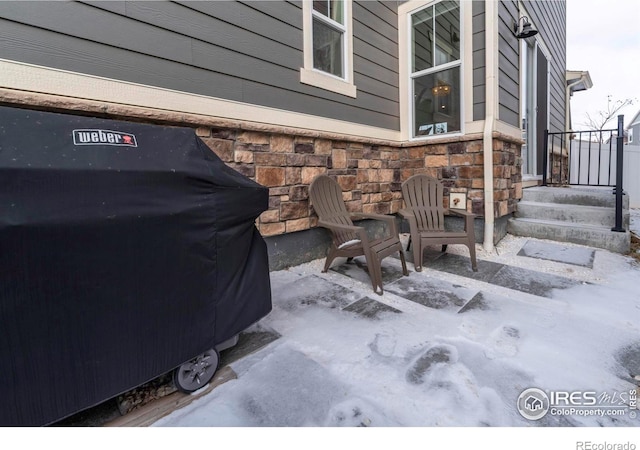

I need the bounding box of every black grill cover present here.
[0,106,272,426]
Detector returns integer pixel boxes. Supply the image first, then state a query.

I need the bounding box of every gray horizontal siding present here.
[82,1,126,15]
[354,1,398,44]
[497,0,520,128]
[354,38,399,87]
[496,0,566,131]
[353,14,398,56]
[178,1,302,50]
[2,1,195,64]
[361,1,399,28]
[631,124,640,143]
[238,0,302,27]
[524,0,566,133]
[0,17,245,99]
[472,0,485,121]
[0,0,400,131]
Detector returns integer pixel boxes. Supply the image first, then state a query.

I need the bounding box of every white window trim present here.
[400,0,468,141]
[300,0,356,98]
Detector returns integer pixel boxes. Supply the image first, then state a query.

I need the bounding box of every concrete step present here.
[515,201,630,228]
[507,217,630,254]
[522,186,629,209]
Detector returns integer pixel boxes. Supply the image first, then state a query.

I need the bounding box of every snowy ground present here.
[19,228,639,448]
[150,232,640,432]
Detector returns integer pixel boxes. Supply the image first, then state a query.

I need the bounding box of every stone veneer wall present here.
[195,127,524,238]
[0,91,523,244]
[549,152,569,185]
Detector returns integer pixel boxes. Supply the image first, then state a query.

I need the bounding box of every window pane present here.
[313,0,344,24]
[313,1,328,16]
[435,1,460,64]
[413,67,460,137]
[412,1,459,73]
[313,18,343,77]
[412,7,434,72]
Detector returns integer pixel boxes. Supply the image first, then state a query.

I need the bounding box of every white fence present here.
[624,145,640,208]
[568,140,616,186]
[568,142,640,208]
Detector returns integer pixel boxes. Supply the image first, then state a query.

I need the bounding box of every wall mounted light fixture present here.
[513,16,538,39]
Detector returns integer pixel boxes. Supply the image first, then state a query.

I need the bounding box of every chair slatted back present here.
[401,175,445,232]
[309,175,358,244]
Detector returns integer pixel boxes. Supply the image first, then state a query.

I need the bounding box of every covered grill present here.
[0,106,272,426]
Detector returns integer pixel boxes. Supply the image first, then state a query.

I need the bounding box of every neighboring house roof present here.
[566,70,592,131]
[566,70,593,95]
[626,109,640,129]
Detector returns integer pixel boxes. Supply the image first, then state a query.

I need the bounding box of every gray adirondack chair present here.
[309,175,408,295]
[400,174,477,272]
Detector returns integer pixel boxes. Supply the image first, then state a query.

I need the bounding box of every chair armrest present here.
[318,220,370,248]
[446,209,476,232]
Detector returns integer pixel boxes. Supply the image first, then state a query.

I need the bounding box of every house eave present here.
[566,70,593,95]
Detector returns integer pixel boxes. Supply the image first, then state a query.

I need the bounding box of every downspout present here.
[565,79,583,133]
[483,0,497,252]
[563,80,582,160]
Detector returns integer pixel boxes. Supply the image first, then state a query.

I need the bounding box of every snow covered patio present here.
[151,231,640,429]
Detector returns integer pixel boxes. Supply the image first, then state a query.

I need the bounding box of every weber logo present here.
[73,129,138,147]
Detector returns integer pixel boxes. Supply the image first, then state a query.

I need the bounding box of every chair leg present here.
[468,241,478,272]
[413,240,423,272]
[364,252,384,295]
[322,246,338,273]
[406,235,412,252]
[398,247,408,276]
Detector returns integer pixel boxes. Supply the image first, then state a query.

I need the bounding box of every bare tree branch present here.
[580,95,637,142]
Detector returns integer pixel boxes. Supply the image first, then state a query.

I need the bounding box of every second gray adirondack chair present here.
[400,174,478,272]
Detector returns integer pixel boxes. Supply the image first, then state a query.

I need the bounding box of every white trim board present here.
[0,59,396,142]
[0,55,523,145]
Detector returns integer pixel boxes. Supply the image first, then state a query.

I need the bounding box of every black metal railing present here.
[542,115,625,232]
[542,127,619,187]
[613,116,625,232]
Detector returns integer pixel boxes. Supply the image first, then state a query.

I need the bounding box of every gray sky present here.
[566,0,640,129]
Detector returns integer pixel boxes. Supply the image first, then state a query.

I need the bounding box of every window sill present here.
[409,131,464,143]
[300,68,357,98]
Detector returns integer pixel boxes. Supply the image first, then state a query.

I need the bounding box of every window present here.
[629,128,633,143]
[411,1,461,138]
[300,0,356,97]
[312,1,345,77]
